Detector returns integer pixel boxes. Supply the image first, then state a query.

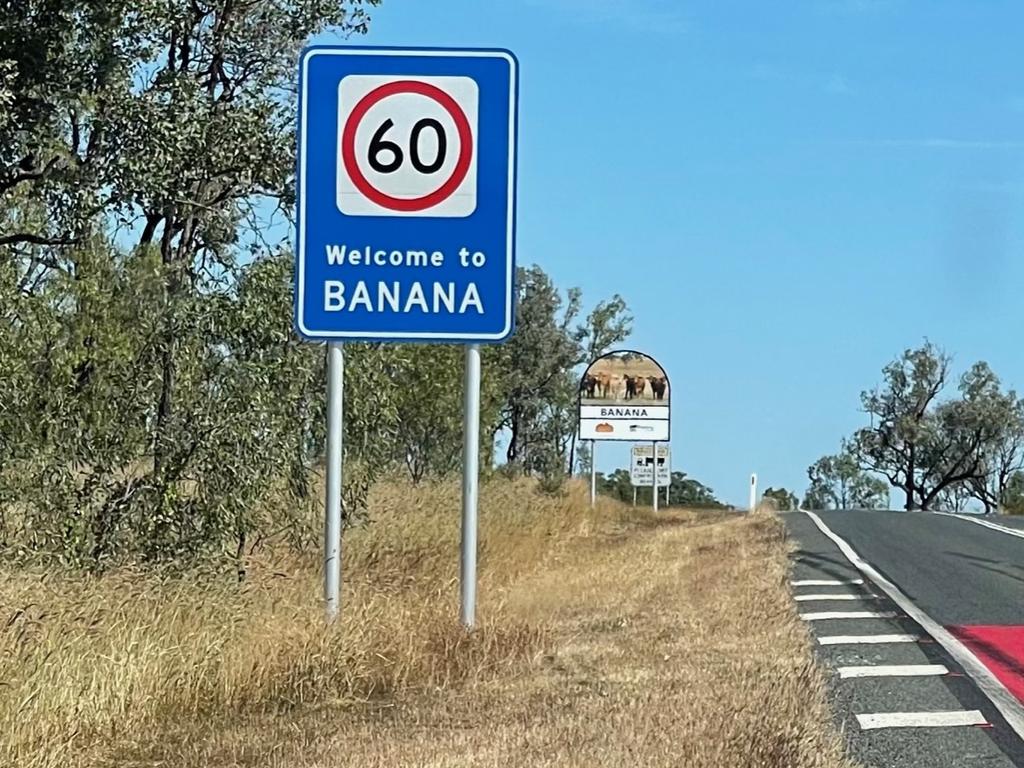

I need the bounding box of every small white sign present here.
[630,445,671,486]
[579,404,669,421]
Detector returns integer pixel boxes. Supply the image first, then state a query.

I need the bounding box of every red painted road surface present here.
[950,626,1024,704]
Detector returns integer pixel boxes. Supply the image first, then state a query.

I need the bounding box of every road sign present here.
[578,350,670,441]
[631,444,671,486]
[295,46,518,341]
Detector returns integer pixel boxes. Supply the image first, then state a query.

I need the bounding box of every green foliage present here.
[843,342,1024,513]
[762,487,798,511]
[489,267,631,481]
[804,449,889,510]
[1001,472,1024,515]
[597,469,725,508]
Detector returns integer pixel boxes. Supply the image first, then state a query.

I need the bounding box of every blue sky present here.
[321,0,1024,506]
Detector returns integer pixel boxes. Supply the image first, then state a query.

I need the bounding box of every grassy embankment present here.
[1,479,853,768]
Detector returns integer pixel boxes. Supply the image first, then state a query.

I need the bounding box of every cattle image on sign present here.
[578,350,670,441]
[295,46,518,342]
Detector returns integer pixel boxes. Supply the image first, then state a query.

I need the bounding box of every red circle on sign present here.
[341,80,474,212]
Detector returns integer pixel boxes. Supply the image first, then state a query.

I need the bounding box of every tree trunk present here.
[506,408,520,466]
[905,444,916,511]
[153,216,179,482]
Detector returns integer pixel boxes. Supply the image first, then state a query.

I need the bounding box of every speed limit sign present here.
[338,75,478,217]
[296,46,518,342]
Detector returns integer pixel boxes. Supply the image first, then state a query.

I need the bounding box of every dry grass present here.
[0,479,852,768]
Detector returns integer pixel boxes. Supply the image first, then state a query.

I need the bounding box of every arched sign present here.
[578,350,670,441]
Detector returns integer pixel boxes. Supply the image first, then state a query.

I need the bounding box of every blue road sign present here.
[295,46,519,342]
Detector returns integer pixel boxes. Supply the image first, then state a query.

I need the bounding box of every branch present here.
[0,232,77,247]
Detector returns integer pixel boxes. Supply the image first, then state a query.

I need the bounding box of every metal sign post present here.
[324,342,344,621]
[295,46,519,624]
[652,441,659,512]
[460,345,481,627]
[589,440,597,508]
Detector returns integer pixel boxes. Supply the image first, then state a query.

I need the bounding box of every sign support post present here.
[652,441,659,512]
[324,342,344,621]
[460,344,482,628]
[589,440,597,508]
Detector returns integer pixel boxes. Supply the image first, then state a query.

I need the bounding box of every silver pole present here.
[589,440,597,508]
[652,441,659,512]
[633,486,637,507]
[324,342,344,621]
[749,472,758,514]
[460,344,482,628]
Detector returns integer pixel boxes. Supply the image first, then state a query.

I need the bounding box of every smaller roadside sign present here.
[630,444,671,486]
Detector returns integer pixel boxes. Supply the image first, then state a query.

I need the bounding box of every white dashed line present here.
[793,578,864,587]
[794,593,877,602]
[856,710,988,730]
[800,610,897,621]
[839,664,948,679]
[818,634,921,645]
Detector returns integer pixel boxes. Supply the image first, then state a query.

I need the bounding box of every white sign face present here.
[578,350,670,443]
[631,445,671,486]
[337,75,479,218]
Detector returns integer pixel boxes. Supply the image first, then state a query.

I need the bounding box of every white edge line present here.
[800,611,897,621]
[818,634,920,645]
[933,511,1024,540]
[804,510,1024,739]
[296,47,517,341]
[856,710,988,730]
[794,593,878,602]
[793,579,864,587]
[838,664,948,679]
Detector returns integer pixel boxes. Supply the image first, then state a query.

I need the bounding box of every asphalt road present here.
[784,510,1024,768]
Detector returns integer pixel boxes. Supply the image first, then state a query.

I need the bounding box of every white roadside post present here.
[749,473,758,514]
[323,342,344,620]
[460,345,482,628]
[652,441,659,512]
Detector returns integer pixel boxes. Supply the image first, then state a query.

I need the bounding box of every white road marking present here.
[856,710,988,730]
[933,511,1024,540]
[793,578,864,587]
[839,664,948,679]
[804,510,1024,742]
[800,610,897,621]
[818,634,921,645]
[794,593,877,602]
